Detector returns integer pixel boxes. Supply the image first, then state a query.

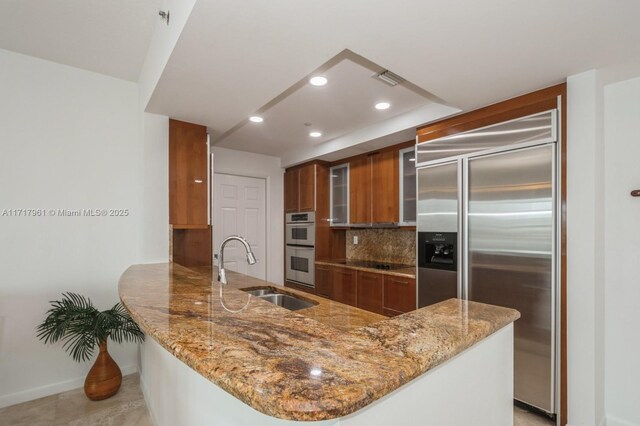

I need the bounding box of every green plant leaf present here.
[36,293,144,363]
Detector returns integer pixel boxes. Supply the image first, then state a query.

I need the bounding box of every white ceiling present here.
[146,0,640,160]
[3,0,639,161]
[213,51,440,156]
[0,0,161,81]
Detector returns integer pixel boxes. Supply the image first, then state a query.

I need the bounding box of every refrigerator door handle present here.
[458,157,467,299]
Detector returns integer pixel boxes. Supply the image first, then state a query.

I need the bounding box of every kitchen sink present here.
[241,288,317,311]
[244,289,275,297]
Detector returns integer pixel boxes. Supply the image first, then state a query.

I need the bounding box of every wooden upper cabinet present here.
[371,150,399,223]
[298,164,315,212]
[169,119,208,226]
[349,150,399,224]
[284,164,315,213]
[349,155,372,224]
[284,169,299,213]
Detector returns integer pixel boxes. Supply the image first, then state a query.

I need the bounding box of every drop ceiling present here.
[213,51,442,156]
[3,0,640,162]
[145,0,640,161]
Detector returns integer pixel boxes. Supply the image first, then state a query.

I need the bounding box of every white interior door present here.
[213,173,266,280]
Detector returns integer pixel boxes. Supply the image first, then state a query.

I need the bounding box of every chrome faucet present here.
[217,235,257,284]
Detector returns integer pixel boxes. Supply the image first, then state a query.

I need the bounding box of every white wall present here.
[567,71,640,426]
[142,113,169,263]
[566,70,606,426]
[0,49,168,407]
[138,0,198,109]
[211,147,284,285]
[603,76,640,426]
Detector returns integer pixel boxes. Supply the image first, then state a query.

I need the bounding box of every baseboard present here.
[606,414,638,426]
[139,373,158,426]
[0,364,137,409]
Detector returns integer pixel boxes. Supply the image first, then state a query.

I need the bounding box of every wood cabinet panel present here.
[284,163,316,213]
[371,150,399,223]
[384,276,416,314]
[315,265,332,299]
[331,267,357,307]
[284,169,299,213]
[348,150,399,224]
[417,85,564,144]
[356,271,384,314]
[349,156,371,224]
[383,307,405,317]
[172,228,212,267]
[315,165,338,261]
[169,119,208,226]
[298,164,315,212]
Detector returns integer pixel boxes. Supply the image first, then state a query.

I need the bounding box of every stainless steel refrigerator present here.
[416,110,560,417]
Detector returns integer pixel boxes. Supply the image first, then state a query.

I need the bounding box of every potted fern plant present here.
[37,292,144,401]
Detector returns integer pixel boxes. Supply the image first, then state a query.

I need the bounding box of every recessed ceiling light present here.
[249,116,263,123]
[375,102,391,110]
[309,76,328,86]
[309,131,322,138]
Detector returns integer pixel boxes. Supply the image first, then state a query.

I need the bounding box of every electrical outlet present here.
[353,235,358,245]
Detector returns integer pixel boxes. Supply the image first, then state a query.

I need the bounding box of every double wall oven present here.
[285,212,315,288]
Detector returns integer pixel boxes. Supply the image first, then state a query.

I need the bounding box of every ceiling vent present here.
[373,70,405,86]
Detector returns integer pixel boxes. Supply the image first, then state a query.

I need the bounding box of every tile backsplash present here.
[346,229,416,266]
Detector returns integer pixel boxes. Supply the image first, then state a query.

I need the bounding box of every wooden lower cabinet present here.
[312,263,416,316]
[331,267,357,307]
[315,265,332,298]
[285,280,316,295]
[356,271,384,314]
[383,275,416,315]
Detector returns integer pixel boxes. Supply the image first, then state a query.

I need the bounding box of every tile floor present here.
[0,375,151,426]
[0,374,554,425]
[514,405,556,426]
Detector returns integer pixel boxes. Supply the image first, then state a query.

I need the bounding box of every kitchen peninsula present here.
[119,263,519,426]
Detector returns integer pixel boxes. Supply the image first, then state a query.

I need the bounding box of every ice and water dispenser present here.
[417,232,458,307]
[418,232,457,270]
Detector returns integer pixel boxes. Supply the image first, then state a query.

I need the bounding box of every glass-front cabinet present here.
[399,146,417,224]
[330,163,349,226]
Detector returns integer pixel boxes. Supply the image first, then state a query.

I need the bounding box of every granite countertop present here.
[315,259,416,278]
[118,263,519,421]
